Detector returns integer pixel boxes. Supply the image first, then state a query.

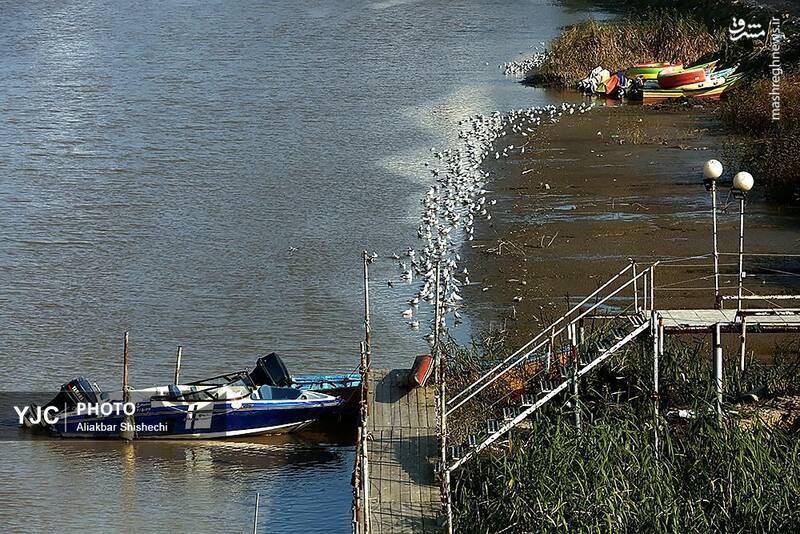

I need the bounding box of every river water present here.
[0,1,607,531]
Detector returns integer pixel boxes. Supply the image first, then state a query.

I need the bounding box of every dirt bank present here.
[464,103,800,348]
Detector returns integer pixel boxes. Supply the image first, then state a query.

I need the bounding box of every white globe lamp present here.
[733,171,754,193]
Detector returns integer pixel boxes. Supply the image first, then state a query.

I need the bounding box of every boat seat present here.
[254,385,303,401]
[167,385,182,400]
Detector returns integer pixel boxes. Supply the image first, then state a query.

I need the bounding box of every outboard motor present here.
[248,353,291,387]
[22,377,99,429]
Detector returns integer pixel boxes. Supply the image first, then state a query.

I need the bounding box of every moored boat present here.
[641,73,743,103]
[249,352,361,413]
[24,367,343,439]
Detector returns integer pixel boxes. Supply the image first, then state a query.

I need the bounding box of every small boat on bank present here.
[641,72,743,103]
[625,61,682,80]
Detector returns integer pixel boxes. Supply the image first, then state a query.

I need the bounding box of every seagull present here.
[402,309,413,318]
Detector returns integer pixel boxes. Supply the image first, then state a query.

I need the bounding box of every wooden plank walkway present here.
[656,309,800,332]
[365,368,441,533]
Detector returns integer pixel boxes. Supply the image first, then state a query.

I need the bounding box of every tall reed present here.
[447,337,800,532]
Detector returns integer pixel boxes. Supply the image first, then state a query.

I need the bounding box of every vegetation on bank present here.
[446,335,800,533]
[533,12,725,86]
[526,0,800,201]
[720,73,800,201]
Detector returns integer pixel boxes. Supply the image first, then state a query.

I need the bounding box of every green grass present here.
[446,336,800,533]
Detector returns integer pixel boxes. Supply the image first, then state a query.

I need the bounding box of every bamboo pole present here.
[121,332,134,441]
[360,250,372,533]
[173,346,182,384]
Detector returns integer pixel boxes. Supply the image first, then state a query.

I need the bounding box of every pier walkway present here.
[363,368,440,533]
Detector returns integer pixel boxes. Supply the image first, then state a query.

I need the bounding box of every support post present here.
[711,181,720,308]
[713,323,723,419]
[739,316,747,372]
[651,313,659,403]
[651,311,660,456]
[737,197,746,312]
[658,317,664,357]
[578,317,585,345]
[631,260,639,311]
[570,323,581,432]
[546,328,553,374]
[434,263,453,534]
[173,346,182,384]
[253,492,260,534]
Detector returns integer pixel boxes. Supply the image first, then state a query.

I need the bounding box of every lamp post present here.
[703,159,723,308]
[732,171,754,311]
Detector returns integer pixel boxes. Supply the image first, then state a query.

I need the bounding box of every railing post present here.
[546,328,553,374]
[650,265,655,311]
[643,270,648,312]
[631,260,639,311]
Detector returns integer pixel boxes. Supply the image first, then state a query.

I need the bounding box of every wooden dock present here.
[363,368,441,532]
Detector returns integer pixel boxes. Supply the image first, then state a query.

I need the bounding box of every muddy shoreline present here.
[464,102,800,349]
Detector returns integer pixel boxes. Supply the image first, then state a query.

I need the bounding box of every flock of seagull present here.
[502,47,547,77]
[387,100,597,343]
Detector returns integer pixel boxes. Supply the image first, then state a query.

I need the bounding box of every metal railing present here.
[445,260,659,471]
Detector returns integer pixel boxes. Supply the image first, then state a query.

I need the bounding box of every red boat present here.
[407,354,434,388]
[656,60,718,89]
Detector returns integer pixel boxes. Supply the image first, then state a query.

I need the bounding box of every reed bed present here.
[446,336,800,532]
[533,12,725,87]
[720,73,800,201]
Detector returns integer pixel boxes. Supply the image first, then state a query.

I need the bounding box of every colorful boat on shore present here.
[625,61,682,80]
[656,60,718,89]
[641,73,743,103]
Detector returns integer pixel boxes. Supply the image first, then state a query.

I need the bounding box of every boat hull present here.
[49,399,339,439]
[642,74,742,103]
[625,62,681,80]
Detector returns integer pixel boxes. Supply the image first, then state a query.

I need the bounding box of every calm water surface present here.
[0,1,606,531]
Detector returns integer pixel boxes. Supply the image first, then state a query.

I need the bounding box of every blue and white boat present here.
[252,353,361,413]
[26,370,343,439]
